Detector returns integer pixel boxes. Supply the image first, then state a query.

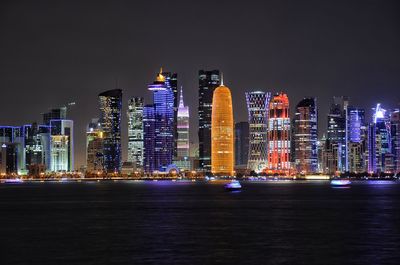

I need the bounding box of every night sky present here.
[1,0,399,168]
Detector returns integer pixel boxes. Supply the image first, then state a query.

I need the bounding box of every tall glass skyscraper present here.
[347,107,365,173]
[368,104,392,173]
[293,98,318,174]
[143,70,174,173]
[161,71,178,158]
[211,79,234,176]
[127,97,144,170]
[99,89,122,173]
[267,93,291,174]
[198,70,220,173]
[245,91,271,172]
[327,97,348,172]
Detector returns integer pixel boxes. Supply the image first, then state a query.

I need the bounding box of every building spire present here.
[221,72,224,86]
[156,67,165,82]
[179,86,184,108]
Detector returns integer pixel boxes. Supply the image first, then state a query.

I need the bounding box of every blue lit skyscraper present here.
[327,96,348,173]
[99,89,122,173]
[347,107,365,172]
[143,69,174,173]
[368,104,393,173]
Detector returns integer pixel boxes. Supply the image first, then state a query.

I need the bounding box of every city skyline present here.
[1,1,400,168]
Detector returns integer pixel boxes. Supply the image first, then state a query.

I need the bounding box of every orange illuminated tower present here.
[211,76,234,176]
[266,93,291,174]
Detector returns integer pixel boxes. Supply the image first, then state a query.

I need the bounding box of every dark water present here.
[0,181,399,265]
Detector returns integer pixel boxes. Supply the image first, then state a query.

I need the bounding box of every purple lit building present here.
[143,70,175,173]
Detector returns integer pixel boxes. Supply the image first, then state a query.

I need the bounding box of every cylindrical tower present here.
[211,82,234,176]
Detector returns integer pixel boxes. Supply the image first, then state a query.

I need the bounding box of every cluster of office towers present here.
[2,68,399,176]
[86,69,191,174]
[0,107,74,175]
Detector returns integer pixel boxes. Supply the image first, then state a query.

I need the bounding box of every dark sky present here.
[1,0,399,168]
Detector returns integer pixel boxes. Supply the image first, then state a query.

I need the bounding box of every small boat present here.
[330,179,351,186]
[4,178,24,183]
[224,180,242,191]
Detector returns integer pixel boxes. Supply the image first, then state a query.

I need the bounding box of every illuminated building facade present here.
[143,69,174,173]
[235,121,249,167]
[245,91,271,172]
[267,93,291,174]
[160,72,178,158]
[368,104,393,173]
[99,89,122,173]
[327,97,348,172]
[293,98,318,174]
[198,70,220,172]
[127,97,144,169]
[211,80,234,176]
[391,110,400,173]
[49,119,74,172]
[86,118,104,173]
[346,107,366,172]
[0,126,24,174]
[173,87,191,171]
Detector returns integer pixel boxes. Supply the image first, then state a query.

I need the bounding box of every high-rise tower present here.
[266,93,291,174]
[143,69,174,173]
[211,77,234,176]
[99,89,122,173]
[127,97,144,170]
[293,98,318,174]
[174,87,190,171]
[198,70,220,173]
[245,91,271,172]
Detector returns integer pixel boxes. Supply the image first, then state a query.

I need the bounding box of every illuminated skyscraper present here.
[211,78,234,176]
[198,70,220,172]
[266,93,291,174]
[245,91,271,172]
[99,89,122,173]
[160,72,178,158]
[127,97,144,170]
[0,126,24,174]
[346,107,366,173]
[49,119,73,172]
[391,109,400,173]
[235,121,249,167]
[143,69,174,173]
[368,104,393,173]
[174,87,190,171]
[86,118,104,173]
[327,97,348,172]
[293,98,318,174]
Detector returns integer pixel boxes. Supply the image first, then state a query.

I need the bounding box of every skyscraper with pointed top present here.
[173,87,191,171]
[211,75,234,176]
